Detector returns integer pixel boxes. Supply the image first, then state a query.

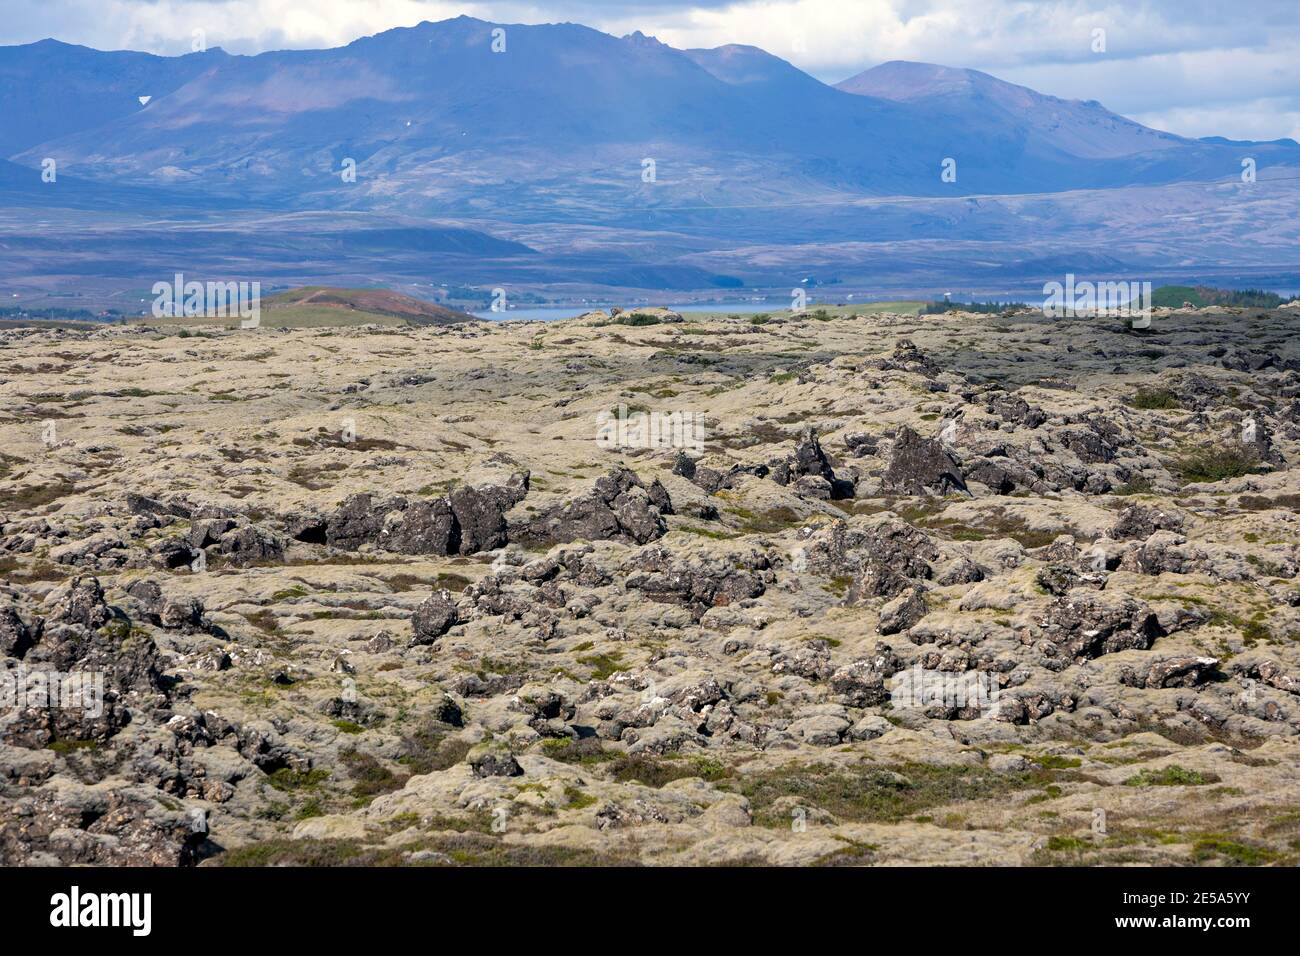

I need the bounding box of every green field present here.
[680,301,926,322]
[134,306,410,330]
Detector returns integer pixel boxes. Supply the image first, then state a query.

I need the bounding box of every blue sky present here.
[3,0,1297,142]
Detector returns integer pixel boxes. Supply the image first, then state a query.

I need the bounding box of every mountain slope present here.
[0,39,225,154]
[836,60,1187,159]
[6,16,1294,215]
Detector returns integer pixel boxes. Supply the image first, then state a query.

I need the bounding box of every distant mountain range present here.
[1,15,1297,301]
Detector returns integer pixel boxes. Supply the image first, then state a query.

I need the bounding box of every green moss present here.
[241,609,283,635]
[397,721,472,776]
[267,767,330,792]
[215,835,640,867]
[1025,784,1063,804]
[1207,609,1270,646]
[1190,836,1279,866]
[679,525,742,540]
[4,480,78,511]
[563,786,598,810]
[726,504,803,534]
[1045,835,1091,851]
[1112,477,1154,496]
[47,739,99,754]
[607,754,730,787]
[825,575,853,597]
[540,737,614,765]
[1175,445,1263,484]
[339,747,405,802]
[814,837,879,866]
[1130,388,1181,410]
[293,798,325,820]
[722,761,1036,827]
[1036,755,1082,770]
[1123,765,1218,787]
[613,312,665,327]
[576,651,625,680]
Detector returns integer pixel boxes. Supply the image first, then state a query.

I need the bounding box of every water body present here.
[472,302,782,322]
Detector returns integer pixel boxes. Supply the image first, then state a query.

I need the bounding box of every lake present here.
[472,302,783,322]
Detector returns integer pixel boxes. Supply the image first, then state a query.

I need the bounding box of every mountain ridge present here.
[0,16,1296,299]
[4,15,1294,208]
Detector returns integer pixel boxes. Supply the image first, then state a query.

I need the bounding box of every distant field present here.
[681,301,926,321]
[135,306,408,329]
[131,298,928,329]
[0,318,105,330]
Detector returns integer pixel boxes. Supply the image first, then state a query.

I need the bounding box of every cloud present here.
[1,0,1297,142]
[1131,100,1300,146]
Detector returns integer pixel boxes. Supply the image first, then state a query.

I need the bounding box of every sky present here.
[2,0,1297,143]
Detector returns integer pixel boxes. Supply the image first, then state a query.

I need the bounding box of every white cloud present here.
[1132,101,1300,145]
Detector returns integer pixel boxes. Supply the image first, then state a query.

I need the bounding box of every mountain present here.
[0,17,1297,299]
[4,16,1295,212]
[684,43,835,93]
[0,39,225,154]
[836,60,1186,159]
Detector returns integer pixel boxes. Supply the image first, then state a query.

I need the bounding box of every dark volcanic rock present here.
[326,472,529,556]
[450,472,530,554]
[881,427,967,495]
[1038,590,1164,662]
[124,579,210,633]
[788,427,836,483]
[623,547,770,620]
[514,468,671,547]
[285,512,329,544]
[801,515,938,585]
[1120,656,1220,689]
[829,645,902,706]
[410,589,460,646]
[0,788,206,866]
[149,537,197,570]
[326,493,388,550]
[877,587,929,635]
[469,751,523,778]
[1034,563,1104,596]
[125,492,191,520]
[6,578,166,749]
[1111,504,1184,541]
[0,603,38,659]
[217,524,285,566]
[987,394,1047,429]
[384,497,458,555]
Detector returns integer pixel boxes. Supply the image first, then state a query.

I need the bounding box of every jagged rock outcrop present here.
[321,472,530,555]
[513,468,671,546]
[881,426,968,495]
[1037,590,1165,663]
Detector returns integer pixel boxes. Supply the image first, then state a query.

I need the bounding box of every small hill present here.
[262,287,479,326]
[137,286,480,329]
